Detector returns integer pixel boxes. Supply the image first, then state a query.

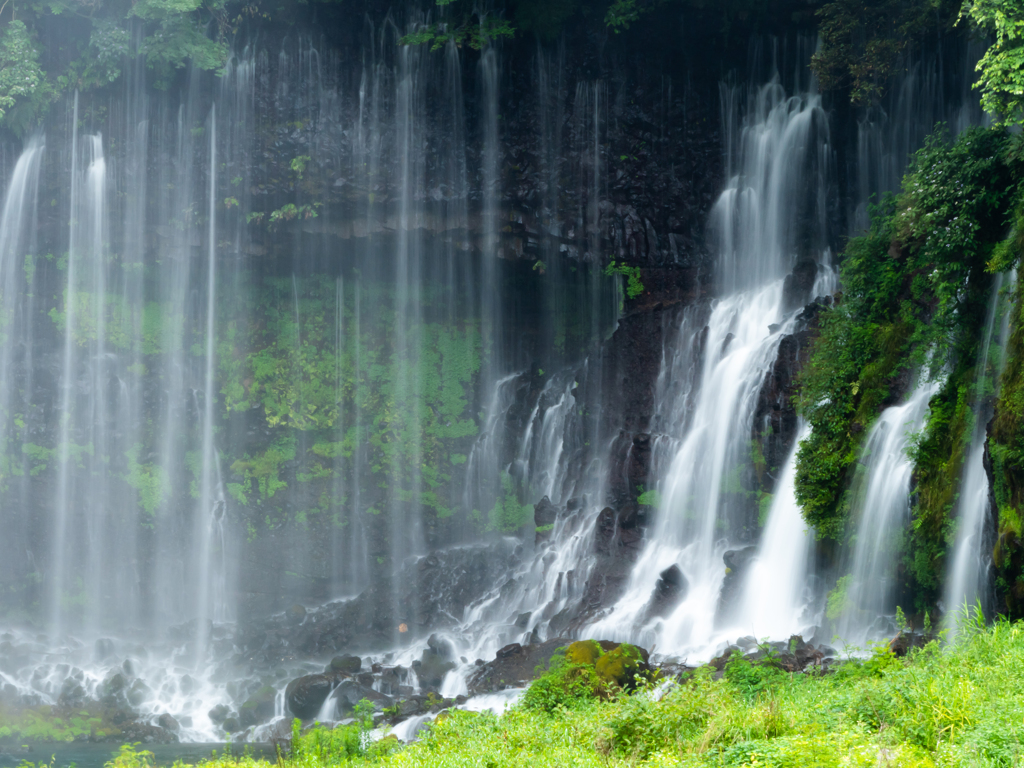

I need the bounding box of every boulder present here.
[594,644,653,689]
[534,496,558,542]
[208,704,230,725]
[126,679,151,708]
[58,674,88,707]
[565,640,603,665]
[644,564,688,619]
[718,546,758,614]
[783,258,819,311]
[327,679,392,716]
[417,650,455,690]
[94,638,116,661]
[240,685,278,727]
[156,714,180,733]
[427,634,456,661]
[468,638,571,694]
[328,655,362,674]
[285,674,335,720]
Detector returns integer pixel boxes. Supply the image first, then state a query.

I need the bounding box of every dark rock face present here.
[417,645,456,690]
[753,297,829,498]
[467,638,571,695]
[285,674,336,720]
[643,564,689,620]
[534,496,558,543]
[782,259,820,312]
[156,713,180,732]
[717,546,759,621]
[116,720,179,744]
[888,630,936,657]
[238,541,520,666]
[426,634,455,661]
[208,703,230,724]
[707,636,833,675]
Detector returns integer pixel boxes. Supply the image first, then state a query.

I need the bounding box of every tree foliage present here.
[0,21,51,134]
[810,0,961,106]
[961,0,1024,125]
[0,0,231,131]
[398,13,514,51]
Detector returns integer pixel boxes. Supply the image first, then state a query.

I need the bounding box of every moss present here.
[485,471,534,533]
[231,436,297,503]
[594,644,649,690]
[0,702,120,742]
[990,221,1024,616]
[565,640,603,666]
[123,444,166,519]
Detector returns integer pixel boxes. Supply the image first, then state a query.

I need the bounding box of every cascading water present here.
[585,72,834,658]
[0,136,43,602]
[852,41,987,233]
[944,272,1016,630]
[733,422,817,640]
[838,377,943,644]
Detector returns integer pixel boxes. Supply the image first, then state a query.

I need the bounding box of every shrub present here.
[520,661,603,712]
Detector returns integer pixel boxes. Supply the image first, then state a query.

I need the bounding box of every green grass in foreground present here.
[89,616,1024,768]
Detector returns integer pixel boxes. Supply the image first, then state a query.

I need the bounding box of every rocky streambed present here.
[2,601,933,749]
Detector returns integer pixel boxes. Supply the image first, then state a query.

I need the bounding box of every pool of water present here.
[0,743,276,768]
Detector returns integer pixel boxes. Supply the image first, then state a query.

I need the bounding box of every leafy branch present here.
[961,0,1024,125]
[399,16,514,51]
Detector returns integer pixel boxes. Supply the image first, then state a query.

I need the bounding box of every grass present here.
[41,616,1024,768]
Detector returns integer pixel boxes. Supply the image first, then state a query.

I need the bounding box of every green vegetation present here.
[810,0,961,106]
[0,0,234,130]
[637,488,662,506]
[961,0,1024,126]
[796,127,1022,562]
[213,275,486,536]
[991,232,1024,615]
[398,15,515,51]
[0,702,119,742]
[604,261,645,300]
[0,21,52,135]
[481,471,533,532]
[401,0,806,51]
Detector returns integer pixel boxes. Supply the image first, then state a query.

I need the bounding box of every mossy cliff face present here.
[793,127,1024,617]
[991,269,1024,616]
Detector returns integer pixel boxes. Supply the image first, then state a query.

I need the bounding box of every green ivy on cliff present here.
[990,193,1024,615]
[796,125,1021,581]
[217,275,484,533]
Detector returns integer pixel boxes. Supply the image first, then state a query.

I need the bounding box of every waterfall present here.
[0,136,43,612]
[194,104,223,664]
[838,377,943,644]
[584,74,833,658]
[945,272,1016,631]
[734,422,817,640]
[852,41,986,233]
[711,81,831,294]
[52,120,120,636]
[587,284,800,653]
